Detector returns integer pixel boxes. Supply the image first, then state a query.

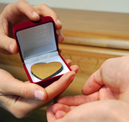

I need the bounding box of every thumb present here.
[15,82,48,101]
[82,69,104,95]
[0,69,47,101]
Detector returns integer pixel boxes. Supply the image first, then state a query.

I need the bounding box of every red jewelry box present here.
[13,16,71,87]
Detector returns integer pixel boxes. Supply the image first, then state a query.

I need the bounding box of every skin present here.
[0,0,79,118]
[47,100,129,122]
[0,0,63,54]
[47,56,129,122]
[0,60,78,118]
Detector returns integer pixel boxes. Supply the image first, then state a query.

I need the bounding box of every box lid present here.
[13,16,58,62]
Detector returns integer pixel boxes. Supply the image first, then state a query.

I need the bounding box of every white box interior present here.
[15,21,70,83]
[16,22,57,60]
[25,51,70,82]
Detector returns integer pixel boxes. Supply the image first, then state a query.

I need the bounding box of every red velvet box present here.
[13,16,71,87]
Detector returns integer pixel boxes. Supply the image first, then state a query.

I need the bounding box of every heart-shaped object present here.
[31,62,63,80]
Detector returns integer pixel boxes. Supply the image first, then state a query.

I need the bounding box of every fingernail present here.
[70,75,75,81]
[32,11,39,17]
[57,19,62,25]
[58,30,64,42]
[59,30,64,37]
[9,43,13,53]
[67,74,75,84]
[34,90,44,101]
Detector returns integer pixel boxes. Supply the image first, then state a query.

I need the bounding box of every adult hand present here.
[0,0,74,118]
[82,56,129,102]
[0,0,63,54]
[48,56,129,119]
[0,59,79,118]
[47,100,129,122]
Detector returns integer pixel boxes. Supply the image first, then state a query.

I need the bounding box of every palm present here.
[0,95,43,117]
[51,56,129,119]
[0,69,43,117]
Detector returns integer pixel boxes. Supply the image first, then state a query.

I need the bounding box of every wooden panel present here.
[0,3,129,122]
[53,8,129,40]
[1,44,129,95]
[53,8,129,50]
[0,43,129,121]
[59,44,129,95]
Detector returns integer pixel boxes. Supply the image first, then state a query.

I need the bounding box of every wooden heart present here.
[31,62,63,80]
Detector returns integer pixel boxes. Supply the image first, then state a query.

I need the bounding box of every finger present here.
[70,65,79,74]
[52,103,71,113]
[47,105,57,122]
[65,59,72,67]
[10,71,75,118]
[6,0,40,21]
[0,69,47,101]
[57,30,64,42]
[54,105,76,119]
[57,92,99,106]
[52,103,70,118]
[0,0,40,54]
[53,65,78,99]
[34,4,63,42]
[82,69,104,95]
[55,110,67,119]
[99,86,117,100]
[34,4,62,30]
[53,65,78,101]
[59,49,62,53]
[45,71,76,102]
[65,59,79,73]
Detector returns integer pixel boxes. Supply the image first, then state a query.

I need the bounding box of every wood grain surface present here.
[0,3,129,122]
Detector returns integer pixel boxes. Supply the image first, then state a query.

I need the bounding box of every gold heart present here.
[31,62,63,80]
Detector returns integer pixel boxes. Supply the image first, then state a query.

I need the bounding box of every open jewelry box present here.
[13,16,71,87]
